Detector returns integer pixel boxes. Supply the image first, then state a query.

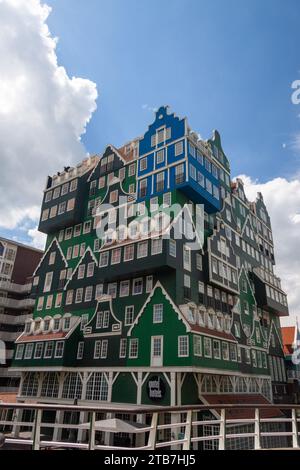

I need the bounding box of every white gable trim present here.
[33,237,67,276]
[127,280,190,336]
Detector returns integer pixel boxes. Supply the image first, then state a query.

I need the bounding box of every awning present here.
[200,394,283,419]
[78,418,150,434]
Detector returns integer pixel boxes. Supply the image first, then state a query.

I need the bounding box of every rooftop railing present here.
[0,402,300,450]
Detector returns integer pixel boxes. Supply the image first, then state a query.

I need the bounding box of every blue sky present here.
[46,0,300,180]
[0,0,299,319]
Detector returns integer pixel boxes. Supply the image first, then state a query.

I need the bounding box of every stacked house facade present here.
[0,237,43,392]
[12,106,289,446]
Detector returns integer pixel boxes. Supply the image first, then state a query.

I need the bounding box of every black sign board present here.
[147,376,166,401]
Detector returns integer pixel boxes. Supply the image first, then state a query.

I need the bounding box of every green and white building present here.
[12,106,290,445]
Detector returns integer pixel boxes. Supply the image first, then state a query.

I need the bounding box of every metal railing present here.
[0,402,300,450]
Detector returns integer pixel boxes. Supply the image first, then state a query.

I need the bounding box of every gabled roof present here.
[32,237,67,276]
[64,246,98,290]
[127,281,190,336]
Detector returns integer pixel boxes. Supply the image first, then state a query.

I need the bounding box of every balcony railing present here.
[1,402,300,450]
[0,297,35,310]
[0,281,32,294]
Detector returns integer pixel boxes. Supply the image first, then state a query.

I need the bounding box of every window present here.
[119,338,127,358]
[84,286,93,302]
[73,244,79,258]
[137,241,148,258]
[183,245,191,271]
[163,192,171,207]
[81,314,89,330]
[120,280,130,297]
[66,290,73,305]
[55,293,62,308]
[77,342,84,359]
[153,304,163,323]
[96,311,109,329]
[53,318,60,331]
[24,343,34,360]
[156,149,164,165]
[124,244,134,262]
[87,262,95,277]
[94,239,100,252]
[95,283,103,298]
[99,251,109,267]
[178,336,189,357]
[229,343,237,361]
[175,141,183,156]
[83,220,91,234]
[43,272,53,293]
[107,282,117,298]
[156,172,164,192]
[53,186,61,199]
[70,179,78,192]
[125,305,134,325]
[139,179,147,198]
[94,341,102,359]
[41,208,49,221]
[34,343,43,359]
[169,239,176,257]
[204,337,212,358]
[189,164,197,180]
[77,264,85,279]
[184,274,190,288]
[37,297,44,311]
[140,157,147,171]
[222,342,229,360]
[196,254,202,270]
[150,197,159,212]
[213,340,221,359]
[65,227,72,239]
[67,198,75,212]
[75,288,83,303]
[55,341,64,358]
[15,344,24,360]
[101,340,108,358]
[234,322,241,338]
[45,191,52,202]
[198,172,205,187]
[58,201,66,215]
[133,278,143,295]
[146,275,153,293]
[129,339,139,358]
[44,342,54,359]
[110,190,118,204]
[194,336,202,356]
[74,224,82,237]
[151,238,162,255]
[128,163,135,176]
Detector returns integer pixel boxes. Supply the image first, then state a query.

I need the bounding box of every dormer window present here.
[63,317,71,330]
[44,319,50,332]
[24,322,32,334]
[53,318,60,332]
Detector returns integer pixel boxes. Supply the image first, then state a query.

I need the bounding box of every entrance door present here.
[151,336,163,367]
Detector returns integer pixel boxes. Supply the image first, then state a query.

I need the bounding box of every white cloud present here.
[27,226,46,250]
[142,104,158,113]
[237,175,300,325]
[0,0,98,230]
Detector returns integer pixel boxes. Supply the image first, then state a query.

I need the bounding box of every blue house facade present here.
[137,105,222,213]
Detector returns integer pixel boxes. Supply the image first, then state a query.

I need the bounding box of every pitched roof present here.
[201,394,283,419]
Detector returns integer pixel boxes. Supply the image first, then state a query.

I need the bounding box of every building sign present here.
[147,376,166,401]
